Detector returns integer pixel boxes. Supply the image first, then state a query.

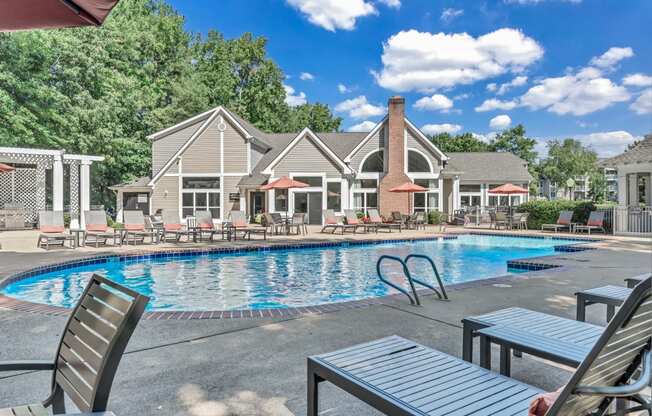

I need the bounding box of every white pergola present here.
[0,146,104,227]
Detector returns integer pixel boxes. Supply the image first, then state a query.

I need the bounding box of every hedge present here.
[517,200,596,230]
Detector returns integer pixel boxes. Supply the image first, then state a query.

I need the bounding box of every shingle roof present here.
[601,134,652,166]
[109,176,152,190]
[443,152,533,182]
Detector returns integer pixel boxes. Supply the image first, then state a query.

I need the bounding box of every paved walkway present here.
[0,231,650,415]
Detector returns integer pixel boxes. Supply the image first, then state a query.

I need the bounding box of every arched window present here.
[361,150,384,172]
[408,150,431,173]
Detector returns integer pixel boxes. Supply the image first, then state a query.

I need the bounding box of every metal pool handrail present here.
[376,254,449,305]
[404,254,448,301]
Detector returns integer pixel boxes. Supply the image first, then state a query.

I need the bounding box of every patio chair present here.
[368,209,401,232]
[122,210,157,245]
[575,211,606,234]
[320,209,356,234]
[229,211,267,240]
[541,210,573,233]
[517,212,529,230]
[308,277,652,416]
[83,210,115,247]
[0,274,149,415]
[36,211,75,250]
[344,209,368,233]
[390,211,405,225]
[161,210,192,242]
[194,210,218,241]
[288,212,308,235]
[494,211,509,229]
[406,212,426,230]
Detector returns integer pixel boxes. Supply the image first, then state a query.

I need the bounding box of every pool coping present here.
[0,233,599,320]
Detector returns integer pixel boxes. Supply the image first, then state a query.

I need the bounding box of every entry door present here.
[123,192,149,215]
[249,191,266,218]
[307,192,322,225]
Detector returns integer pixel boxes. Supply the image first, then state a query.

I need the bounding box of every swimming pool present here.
[1,235,584,311]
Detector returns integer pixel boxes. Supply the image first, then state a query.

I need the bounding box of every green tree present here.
[588,170,608,202]
[286,103,342,132]
[488,125,539,194]
[429,132,490,153]
[540,138,598,200]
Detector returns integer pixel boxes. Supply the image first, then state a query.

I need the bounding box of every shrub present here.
[517,200,595,230]
[428,210,444,225]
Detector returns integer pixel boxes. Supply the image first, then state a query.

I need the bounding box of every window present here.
[327,182,341,211]
[353,189,377,213]
[408,150,430,173]
[361,150,384,172]
[182,176,220,218]
[460,195,480,207]
[460,184,481,192]
[488,196,498,206]
[414,179,438,189]
[511,195,521,206]
[275,189,288,211]
[354,179,378,189]
[413,192,439,212]
[293,176,322,187]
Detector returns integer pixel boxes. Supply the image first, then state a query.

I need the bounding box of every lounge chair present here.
[575,273,651,321]
[161,210,193,242]
[122,210,157,245]
[308,277,652,416]
[0,274,149,415]
[320,209,356,234]
[229,211,267,240]
[368,209,401,232]
[390,211,405,226]
[83,210,116,247]
[575,211,606,234]
[288,212,308,235]
[344,209,368,233]
[541,210,573,233]
[406,212,426,230]
[193,210,218,241]
[263,213,285,235]
[36,211,75,250]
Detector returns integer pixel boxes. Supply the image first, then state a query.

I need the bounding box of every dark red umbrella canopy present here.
[488,183,529,194]
[260,176,309,191]
[0,0,120,32]
[389,182,427,193]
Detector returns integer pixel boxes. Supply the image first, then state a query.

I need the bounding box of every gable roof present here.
[444,152,533,182]
[602,134,652,166]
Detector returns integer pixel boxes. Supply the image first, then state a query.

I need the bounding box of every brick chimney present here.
[379,96,410,217]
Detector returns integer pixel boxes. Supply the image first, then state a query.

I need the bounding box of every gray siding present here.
[151,176,179,218]
[350,123,387,173]
[406,129,442,173]
[273,136,343,177]
[222,119,249,174]
[152,119,205,176]
[222,176,243,215]
[182,118,221,174]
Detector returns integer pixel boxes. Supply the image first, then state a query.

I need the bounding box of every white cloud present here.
[337,83,352,93]
[486,83,497,92]
[577,131,639,157]
[630,88,652,115]
[441,8,463,22]
[299,72,315,81]
[347,120,378,132]
[589,46,634,69]
[373,28,543,92]
[623,73,652,87]
[489,114,512,129]
[335,95,386,118]
[286,0,377,31]
[283,84,307,106]
[495,75,528,95]
[378,0,400,8]
[472,132,496,143]
[475,98,518,112]
[454,93,471,100]
[421,123,463,135]
[413,94,454,112]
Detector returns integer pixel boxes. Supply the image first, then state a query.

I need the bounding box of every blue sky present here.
[168,0,651,158]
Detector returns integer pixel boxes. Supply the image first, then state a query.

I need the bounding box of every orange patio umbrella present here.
[0,163,15,173]
[389,181,427,214]
[260,176,309,219]
[0,0,122,32]
[488,183,529,194]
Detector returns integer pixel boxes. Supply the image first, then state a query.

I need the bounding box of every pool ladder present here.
[376,254,448,306]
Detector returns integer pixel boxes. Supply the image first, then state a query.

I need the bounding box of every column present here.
[52,155,64,212]
[35,162,47,222]
[480,184,486,210]
[80,161,91,228]
[438,177,443,212]
[116,191,124,223]
[69,162,80,222]
[452,176,460,211]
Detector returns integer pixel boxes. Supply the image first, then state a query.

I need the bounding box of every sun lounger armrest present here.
[573,350,651,397]
[0,360,55,372]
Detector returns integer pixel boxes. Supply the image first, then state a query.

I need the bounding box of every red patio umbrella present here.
[260,176,309,220]
[389,181,427,215]
[0,163,15,173]
[0,0,121,32]
[488,183,529,194]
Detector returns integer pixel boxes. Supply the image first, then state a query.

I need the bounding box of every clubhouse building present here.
[111,97,532,224]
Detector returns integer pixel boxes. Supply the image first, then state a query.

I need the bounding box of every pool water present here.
[1,235,582,311]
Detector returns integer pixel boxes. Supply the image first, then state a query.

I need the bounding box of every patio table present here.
[68,228,85,248]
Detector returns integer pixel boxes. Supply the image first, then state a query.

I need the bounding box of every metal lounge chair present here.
[344,209,369,233]
[83,210,115,247]
[368,209,401,232]
[122,210,157,245]
[575,273,651,321]
[575,211,606,234]
[161,210,192,242]
[541,210,574,233]
[229,211,267,240]
[320,209,356,234]
[0,274,149,415]
[36,211,75,250]
[308,277,652,416]
[194,210,217,241]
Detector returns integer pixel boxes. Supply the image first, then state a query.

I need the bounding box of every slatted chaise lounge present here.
[122,210,157,245]
[574,273,651,322]
[161,210,193,242]
[368,209,401,232]
[0,274,149,415]
[344,209,369,233]
[320,209,356,234]
[194,210,218,241]
[541,210,573,233]
[308,277,652,416]
[36,211,75,250]
[83,210,116,247]
[575,211,606,234]
[229,211,267,240]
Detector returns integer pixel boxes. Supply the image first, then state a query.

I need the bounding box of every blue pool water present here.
[2,235,583,311]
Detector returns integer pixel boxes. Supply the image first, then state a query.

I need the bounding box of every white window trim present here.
[406,147,435,175]
[358,149,384,174]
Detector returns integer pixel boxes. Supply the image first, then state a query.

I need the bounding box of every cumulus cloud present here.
[454,93,471,100]
[421,123,463,135]
[576,131,639,157]
[283,84,307,106]
[495,75,528,95]
[589,47,634,69]
[475,98,518,112]
[623,73,652,87]
[299,72,315,81]
[630,89,652,115]
[413,94,454,112]
[286,0,377,31]
[378,0,401,8]
[347,120,378,132]
[486,83,497,92]
[337,83,352,93]
[335,95,386,118]
[489,114,512,129]
[373,28,543,92]
[441,8,463,22]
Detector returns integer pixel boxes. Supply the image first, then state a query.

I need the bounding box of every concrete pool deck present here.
[0,230,650,415]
